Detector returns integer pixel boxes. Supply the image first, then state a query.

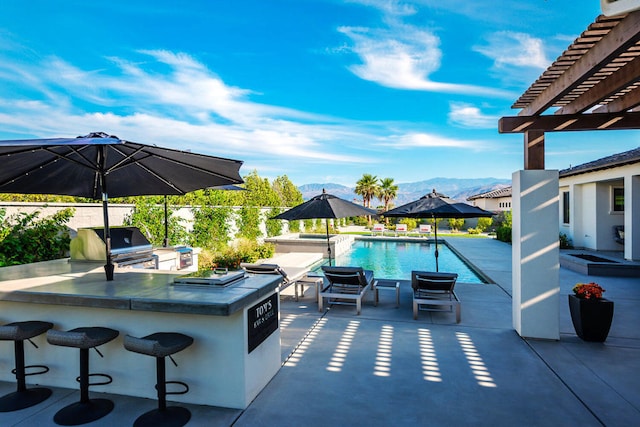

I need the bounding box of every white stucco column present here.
[625,174,640,260]
[512,170,560,340]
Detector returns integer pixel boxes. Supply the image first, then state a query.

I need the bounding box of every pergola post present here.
[524,130,545,170]
[512,170,560,340]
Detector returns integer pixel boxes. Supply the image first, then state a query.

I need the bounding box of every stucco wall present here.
[0,202,276,241]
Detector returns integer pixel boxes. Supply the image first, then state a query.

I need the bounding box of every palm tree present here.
[355,174,379,224]
[355,174,379,208]
[379,177,398,224]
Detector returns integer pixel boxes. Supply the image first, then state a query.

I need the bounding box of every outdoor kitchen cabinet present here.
[0,267,281,409]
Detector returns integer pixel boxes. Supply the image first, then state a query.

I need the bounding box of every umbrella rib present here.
[0,145,98,188]
[107,144,243,186]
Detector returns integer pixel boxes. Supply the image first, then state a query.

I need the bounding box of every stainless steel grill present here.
[71,227,157,269]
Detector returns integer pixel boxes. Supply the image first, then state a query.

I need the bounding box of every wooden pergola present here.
[499,11,640,165]
[498,10,640,340]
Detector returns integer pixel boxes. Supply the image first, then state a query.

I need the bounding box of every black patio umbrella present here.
[382,189,493,271]
[0,132,243,280]
[272,189,377,265]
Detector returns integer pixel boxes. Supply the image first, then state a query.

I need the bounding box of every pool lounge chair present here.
[411,270,460,323]
[240,263,322,302]
[395,223,408,236]
[419,224,431,237]
[371,223,385,236]
[319,266,375,315]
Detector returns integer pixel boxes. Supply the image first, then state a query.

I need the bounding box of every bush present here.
[288,219,301,233]
[199,238,275,270]
[0,208,74,266]
[124,197,188,246]
[398,218,417,230]
[496,225,512,243]
[352,216,368,226]
[191,206,233,250]
[494,210,512,229]
[467,227,482,235]
[266,207,283,237]
[477,217,493,232]
[448,218,465,232]
[559,233,573,249]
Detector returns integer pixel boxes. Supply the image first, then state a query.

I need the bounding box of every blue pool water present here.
[318,239,485,283]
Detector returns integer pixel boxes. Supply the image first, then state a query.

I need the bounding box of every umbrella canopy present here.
[273,189,376,265]
[0,132,244,280]
[382,189,493,271]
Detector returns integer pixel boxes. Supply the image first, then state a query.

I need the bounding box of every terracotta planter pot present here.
[568,294,614,342]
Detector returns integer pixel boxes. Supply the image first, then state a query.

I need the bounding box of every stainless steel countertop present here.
[0,267,281,316]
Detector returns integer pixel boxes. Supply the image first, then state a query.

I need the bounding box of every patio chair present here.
[395,223,408,236]
[419,224,432,237]
[411,270,460,323]
[240,263,322,302]
[371,223,385,236]
[613,225,625,245]
[319,266,375,315]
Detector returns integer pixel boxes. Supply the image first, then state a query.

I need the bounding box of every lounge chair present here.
[319,266,375,315]
[371,223,385,236]
[395,223,408,236]
[419,224,431,237]
[240,263,323,302]
[614,225,625,245]
[411,270,460,323]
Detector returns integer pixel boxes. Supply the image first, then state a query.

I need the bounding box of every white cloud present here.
[448,102,499,129]
[0,51,385,167]
[337,12,513,97]
[382,132,481,149]
[474,31,550,70]
[346,0,417,17]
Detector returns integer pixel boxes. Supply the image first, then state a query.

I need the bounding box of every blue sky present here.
[0,1,637,187]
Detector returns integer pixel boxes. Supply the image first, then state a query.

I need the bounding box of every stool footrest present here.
[12,364,49,378]
[75,373,113,387]
[158,380,189,396]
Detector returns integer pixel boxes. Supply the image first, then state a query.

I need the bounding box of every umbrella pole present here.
[99,152,114,281]
[326,221,332,266]
[434,218,439,272]
[163,195,169,247]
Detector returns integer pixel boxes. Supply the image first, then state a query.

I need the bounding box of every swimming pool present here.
[317,239,486,284]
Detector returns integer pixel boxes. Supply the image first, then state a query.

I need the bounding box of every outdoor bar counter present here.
[0,265,282,409]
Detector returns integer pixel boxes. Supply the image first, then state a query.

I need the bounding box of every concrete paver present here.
[1,237,638,426]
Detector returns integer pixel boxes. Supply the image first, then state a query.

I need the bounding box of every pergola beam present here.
[520,11,640,116]
[499,111,640,133]
[555,54,640,114]
[592,84,640,113]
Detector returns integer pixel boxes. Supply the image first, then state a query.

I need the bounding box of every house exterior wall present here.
[559,162,639,260]
[469,196,511,212]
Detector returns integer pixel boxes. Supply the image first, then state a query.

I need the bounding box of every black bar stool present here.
[0,321,53,412]
[124,332,194,427]
[46,326,119,426]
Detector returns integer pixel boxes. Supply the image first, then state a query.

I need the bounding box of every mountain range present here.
[298,177,511,207]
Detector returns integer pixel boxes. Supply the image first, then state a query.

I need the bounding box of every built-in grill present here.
[71,227,158,269]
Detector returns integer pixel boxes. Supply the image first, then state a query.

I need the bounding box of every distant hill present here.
[299,178,511,207]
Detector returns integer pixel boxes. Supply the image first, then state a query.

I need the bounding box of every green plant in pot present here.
[568,282,614,342]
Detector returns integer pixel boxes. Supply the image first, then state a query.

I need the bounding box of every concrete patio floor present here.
[1,237,638,426]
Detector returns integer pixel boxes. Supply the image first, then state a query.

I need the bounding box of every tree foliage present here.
[123,196,189,246]
[355,174,380,208]
[0,208,74,266]
[447,218,465,232]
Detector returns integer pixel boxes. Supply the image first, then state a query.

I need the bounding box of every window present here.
[613,187,624,212]
[562,191,570,224]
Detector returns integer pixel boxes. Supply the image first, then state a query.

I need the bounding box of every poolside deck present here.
[1,237,639,426]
